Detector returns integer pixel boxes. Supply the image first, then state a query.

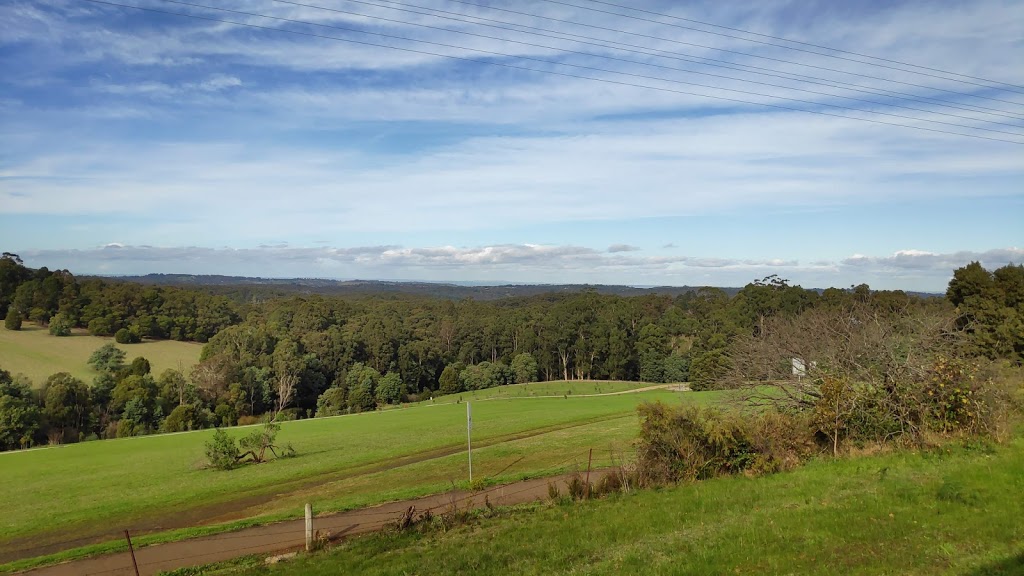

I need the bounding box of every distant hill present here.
[99,274,740,300]
[93,274,941,301]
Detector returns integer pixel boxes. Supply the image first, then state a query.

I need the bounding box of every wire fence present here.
[15,444,634,576]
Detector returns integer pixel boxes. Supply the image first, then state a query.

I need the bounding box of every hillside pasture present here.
[248,435,1024,576]
[0,387,723,568]
[413,380,661,405]
[0,326,202,386]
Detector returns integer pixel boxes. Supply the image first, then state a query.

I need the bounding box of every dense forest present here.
[0,251,1021,451]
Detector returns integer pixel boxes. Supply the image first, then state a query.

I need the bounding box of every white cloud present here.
[17,244,1021,291]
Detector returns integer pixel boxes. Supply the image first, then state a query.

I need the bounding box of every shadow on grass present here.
[963,552,1024,575]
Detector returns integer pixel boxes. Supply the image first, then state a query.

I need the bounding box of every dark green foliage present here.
[947,262,1024,362]
[4,309,21,331]
[376,372,406,405]
[42,373,91,443]
[511,353,538,384]
[114,328,139,344]
[438,364,463,395]
[162,404,203,432]
[315,387,347,417]
[0,368,41,450]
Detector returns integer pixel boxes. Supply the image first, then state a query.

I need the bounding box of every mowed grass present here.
[0,326,202,386]
[412,380,661,405]
[0,386,724,566]
[247,436,1024,576]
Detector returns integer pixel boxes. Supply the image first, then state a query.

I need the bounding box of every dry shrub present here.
[634,401,815,486]
[546,481,561,501]
[564,470,590,501]
[236,415,261,426]
[594,469,624,495]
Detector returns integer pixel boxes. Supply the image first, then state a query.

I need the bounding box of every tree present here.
[438,364,463,395]
[42,373,91,443]
[48,313,72,337]
[727,301,961,451]
[4,309,21,331]
[275,373,298,415]
[163,404,203,432]
[0,369,41,450]
[114,328,140,344]
[947,262,1024,362]
[315,387,347,417]
[205,428,239,470]
[376,371,405,405]
[345,363,380,412]
[88,343,126,374]
[511,352,538,384]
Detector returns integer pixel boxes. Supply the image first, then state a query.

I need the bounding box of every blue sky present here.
[1,0,1022,291]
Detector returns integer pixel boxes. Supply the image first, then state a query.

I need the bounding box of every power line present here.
[414,0,1024,107]
[575,0,1024,92]
[266,0,1024,131]
[151,0,1024,138]
[80,0,1024,145]
[277,0,1024,122]
[537,0,1024,94]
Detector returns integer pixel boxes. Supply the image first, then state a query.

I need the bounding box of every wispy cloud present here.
[0,0,1021,291]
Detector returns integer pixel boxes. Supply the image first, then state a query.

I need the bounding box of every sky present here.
[1,0,1022,291]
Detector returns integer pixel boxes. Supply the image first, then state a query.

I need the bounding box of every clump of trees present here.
[627,262,1023,488]
[1,253,240,343]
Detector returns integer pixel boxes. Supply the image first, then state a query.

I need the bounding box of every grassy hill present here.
[243,435,1024,576]
[0,385,720,569]
[0,326,203,386]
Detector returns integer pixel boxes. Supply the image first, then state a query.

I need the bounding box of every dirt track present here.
[22,471,607,576]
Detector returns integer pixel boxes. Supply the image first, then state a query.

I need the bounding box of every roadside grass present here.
[0,387,725,571]
[240,435,1024,576]
[0,325,202,386]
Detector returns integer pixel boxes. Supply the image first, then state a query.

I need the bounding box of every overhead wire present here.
[403,0,1024,107]
[271,0,1024,122]
[82,0,1024,144]
[535,0,1024,94]
[262,0,1024,131]
[574,0,1024,91]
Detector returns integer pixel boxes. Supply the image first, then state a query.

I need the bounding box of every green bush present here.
[48,313,72,336]
[204,428,239,470]
[4,309,21,331]
[114,328,139,344]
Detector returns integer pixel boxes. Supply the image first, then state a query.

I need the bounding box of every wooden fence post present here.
[124,530,140,576]
[305,503,313,552]
[584,448,593,499]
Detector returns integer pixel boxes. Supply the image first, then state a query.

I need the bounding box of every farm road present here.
[22,470,609,576]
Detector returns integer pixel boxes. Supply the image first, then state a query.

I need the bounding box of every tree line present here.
[1,250,1021,451]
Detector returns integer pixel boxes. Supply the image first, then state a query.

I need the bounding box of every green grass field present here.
[244,436,1024,576]
[0,385,724,569]
[0,325,203,386]
[411,380,660,405]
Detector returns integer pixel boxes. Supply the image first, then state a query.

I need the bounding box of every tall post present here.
[584,448,593,500]
[124,530,140,576]
[466,402,473,484]
[304,503,313,552]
